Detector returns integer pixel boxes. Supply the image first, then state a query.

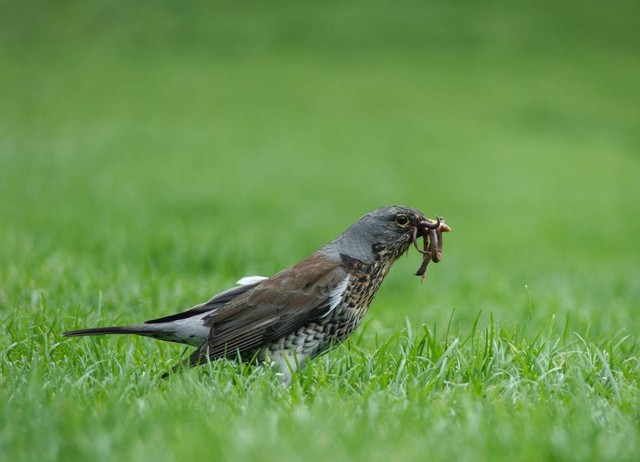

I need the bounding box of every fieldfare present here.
[64,205,451,382]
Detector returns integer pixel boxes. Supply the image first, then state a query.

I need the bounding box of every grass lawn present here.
[1,1,639,460]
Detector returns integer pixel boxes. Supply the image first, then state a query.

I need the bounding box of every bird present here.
[63,205,451,382]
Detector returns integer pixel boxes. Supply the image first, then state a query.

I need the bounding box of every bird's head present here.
[325,205,451,278]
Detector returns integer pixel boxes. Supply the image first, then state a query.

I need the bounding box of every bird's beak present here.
[422,218,452,233]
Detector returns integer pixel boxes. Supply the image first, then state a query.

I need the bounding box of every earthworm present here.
[412,217,449,282]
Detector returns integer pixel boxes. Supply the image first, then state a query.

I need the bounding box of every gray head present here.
[321,205,429,264]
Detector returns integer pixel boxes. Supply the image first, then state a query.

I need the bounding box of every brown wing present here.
[189,252,348,366]
[143,280,265,325]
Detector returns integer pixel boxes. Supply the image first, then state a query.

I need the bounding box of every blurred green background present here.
[1,0,639,460]
[2,0,638,328]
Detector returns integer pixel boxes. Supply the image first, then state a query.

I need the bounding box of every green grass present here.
[1,1,640,460]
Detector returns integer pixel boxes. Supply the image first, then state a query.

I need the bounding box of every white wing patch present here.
[236,276,269,286]
[323,275,350,317]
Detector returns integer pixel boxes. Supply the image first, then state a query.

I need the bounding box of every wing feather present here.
[145,278,267,325]
[192,252,348,364]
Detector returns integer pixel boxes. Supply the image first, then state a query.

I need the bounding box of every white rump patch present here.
[171,313,212,346]
[324,275,350,317]
[236,276,269,286]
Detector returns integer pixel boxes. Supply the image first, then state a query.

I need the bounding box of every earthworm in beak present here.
[412,217,451,282]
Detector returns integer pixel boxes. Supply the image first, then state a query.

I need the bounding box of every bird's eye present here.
[395,214,409,227]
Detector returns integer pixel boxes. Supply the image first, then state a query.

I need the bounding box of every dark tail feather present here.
[64,325,196,379]
[63,325,151,337]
